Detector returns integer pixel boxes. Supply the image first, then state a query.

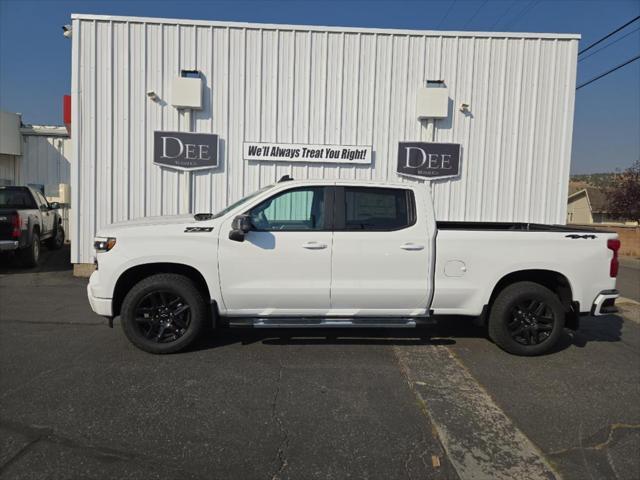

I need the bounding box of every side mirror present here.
[229,214,252,242]
[49,202,60,210]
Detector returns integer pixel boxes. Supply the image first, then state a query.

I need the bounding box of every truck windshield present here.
[208,184,275,219]
[0,187,37,209]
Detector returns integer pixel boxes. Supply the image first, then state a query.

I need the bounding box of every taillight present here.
[11,213,20,238]
[607,239,621,278]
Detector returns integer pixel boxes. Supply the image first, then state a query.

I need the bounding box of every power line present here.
[576,54,640,90]
[579,27,640,63]
[503,0,539,29]
[579,15,640,55]
[464,0,488,28]
[438,0,457,28]
[491,0,516,30]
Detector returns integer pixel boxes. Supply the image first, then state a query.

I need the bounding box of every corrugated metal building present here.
[71,13,579,265]
[0,115,72,237]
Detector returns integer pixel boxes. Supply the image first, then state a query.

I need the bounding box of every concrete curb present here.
[395,345,562,480]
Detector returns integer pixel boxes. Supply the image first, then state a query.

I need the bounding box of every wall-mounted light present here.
[62,25,72,38]
[459,103,470,113]
[147,90,159,102]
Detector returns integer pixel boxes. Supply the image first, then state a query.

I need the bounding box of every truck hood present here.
[96,214,211,237]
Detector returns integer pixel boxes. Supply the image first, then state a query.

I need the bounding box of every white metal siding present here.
[71,14,579,264]
[0,154,18,184]
[19,135,71,186]
[20,134,73,238]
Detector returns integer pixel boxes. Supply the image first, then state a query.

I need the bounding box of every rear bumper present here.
[87,280,113,317]
[591,289,619,316]
[0,240,19,251]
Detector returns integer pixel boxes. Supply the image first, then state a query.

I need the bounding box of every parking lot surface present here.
[1,247,639,480]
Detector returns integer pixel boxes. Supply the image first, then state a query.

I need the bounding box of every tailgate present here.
[0,210,17,241]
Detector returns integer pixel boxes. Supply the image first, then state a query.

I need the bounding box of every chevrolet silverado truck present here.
[0,186,65,267]
[87,178,620,356]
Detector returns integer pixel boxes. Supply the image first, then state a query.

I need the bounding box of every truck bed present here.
[436,221,612,233]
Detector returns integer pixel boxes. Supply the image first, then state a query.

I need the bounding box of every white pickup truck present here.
[87,177,620,356]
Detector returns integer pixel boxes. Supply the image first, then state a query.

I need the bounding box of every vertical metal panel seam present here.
[508,38,525,219]
[369,34,379,180]
[540,40,558,219]
[461,37,476,220]
[125,22,131,220]
[70,18,80,261]
[91,20,97,260]
[491,38,508,221]
[225,26,230,203]
[524,39,541,219]
[108,21,114,224]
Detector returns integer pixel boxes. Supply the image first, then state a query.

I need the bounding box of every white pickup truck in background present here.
[87,177,620,356]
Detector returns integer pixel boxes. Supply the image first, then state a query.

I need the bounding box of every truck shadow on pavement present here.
[0,244,72,274]
[191,313,624,353]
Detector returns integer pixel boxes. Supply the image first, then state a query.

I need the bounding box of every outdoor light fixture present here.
[147,90,159,102]
[62,25,72,38]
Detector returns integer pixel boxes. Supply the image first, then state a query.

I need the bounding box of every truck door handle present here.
[302,241,327,250]
[400,243,424,251]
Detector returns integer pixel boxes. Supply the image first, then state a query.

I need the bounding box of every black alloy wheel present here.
[488,281,565,356]
[134,291,192,343]
[507,299,555,346]
[120,273,208,354]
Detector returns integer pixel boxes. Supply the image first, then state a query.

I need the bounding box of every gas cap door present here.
[444,260,467,277]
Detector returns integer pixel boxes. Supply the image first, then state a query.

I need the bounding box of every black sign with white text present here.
[397,142,461,178]
[154,131,219,171]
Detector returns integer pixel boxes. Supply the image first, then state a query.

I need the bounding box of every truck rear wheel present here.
[120,274,208,354]
[488,281,565,356]
[19,232,40,267]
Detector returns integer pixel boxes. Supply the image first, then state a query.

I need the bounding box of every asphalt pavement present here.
[618,259,639,302]
[1,246,638,480]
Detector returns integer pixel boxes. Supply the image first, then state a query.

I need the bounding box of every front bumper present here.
[0,240,19,251]
[87,279,113,317]
[591,289,619,316]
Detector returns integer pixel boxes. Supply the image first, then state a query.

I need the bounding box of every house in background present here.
[567,182,616,224]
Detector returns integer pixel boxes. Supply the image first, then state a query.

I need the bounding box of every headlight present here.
[94,237,117,252]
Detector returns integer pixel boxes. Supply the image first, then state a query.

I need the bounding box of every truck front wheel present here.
[488,281,565,356]
[120,274,208,354]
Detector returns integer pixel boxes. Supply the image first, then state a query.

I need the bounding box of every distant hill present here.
[570,173,616,189]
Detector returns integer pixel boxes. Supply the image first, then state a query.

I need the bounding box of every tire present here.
[488,281,565,356]
[47,224,65,250]
[19,232,40,268]
[120,274,208,354]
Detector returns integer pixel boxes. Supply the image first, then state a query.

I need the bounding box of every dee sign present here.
[397,142,461,179]
[154,131,219,171]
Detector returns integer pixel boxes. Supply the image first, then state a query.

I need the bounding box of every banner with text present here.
[243,142,372,165]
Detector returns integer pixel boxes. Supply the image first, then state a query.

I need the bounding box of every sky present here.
[0,0,638,174]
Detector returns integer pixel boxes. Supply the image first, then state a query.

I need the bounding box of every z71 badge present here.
[184,227,214,233]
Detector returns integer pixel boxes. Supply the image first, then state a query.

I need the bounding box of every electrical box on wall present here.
[45,183,71,204]
[416,83,449,119]
[171,70,203,109]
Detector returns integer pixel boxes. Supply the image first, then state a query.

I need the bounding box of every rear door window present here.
[341,187,414,231]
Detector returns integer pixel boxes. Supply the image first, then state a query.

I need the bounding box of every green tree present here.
[607,161,640,222]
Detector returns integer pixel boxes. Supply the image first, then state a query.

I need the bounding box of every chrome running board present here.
[227,317,432,328]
